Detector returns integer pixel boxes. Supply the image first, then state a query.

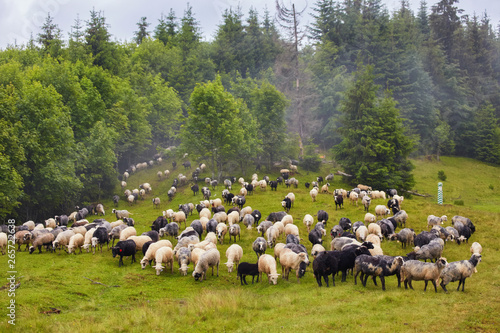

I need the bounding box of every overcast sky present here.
[0,0,498,49]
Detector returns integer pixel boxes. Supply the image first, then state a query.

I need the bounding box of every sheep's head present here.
[268,273,280,285]
[193,271,203,281]
[225,262,234,273]
[154,264,164,275]
[140,258,149,269]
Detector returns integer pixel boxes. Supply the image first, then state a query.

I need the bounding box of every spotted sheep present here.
[439,254,481,292]
[400,257,448,292]
[354,255,404,290]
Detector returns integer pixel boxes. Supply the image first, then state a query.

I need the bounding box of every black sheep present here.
[313,251,340,287]
[151,216,168,232]
[414,231,438,247]
[191,184,199,196]
[266,211,286,222]
[190,220,204,238]
[245,184,254,195]
[354,254,404,290]
[142,241,153,256]
[212,205,225,214]
[206,219,218,234]
[317,210,329,225]
[281,197,292,213]
[92,227,110,253]
[224,193,235,205]
[308,228,323,246]
[334,245,372,282]
[269,180,278,191]
[142,230,159,242]
[251,210,261,224]
[334,195,344,210]
[123,217,135,226]
[339,217,352,232]
[111,240,137,267]
[286,234,300,245]
[237,262,260,285]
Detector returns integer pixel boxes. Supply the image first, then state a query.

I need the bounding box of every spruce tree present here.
[474,103,500,164]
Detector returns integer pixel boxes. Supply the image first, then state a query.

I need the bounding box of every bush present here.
[301,155,322,172]
[454,200,464,206]
[437,170,447,181]
[489,184,494,190]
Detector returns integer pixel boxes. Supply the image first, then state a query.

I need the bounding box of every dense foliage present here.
[0,0,499,221]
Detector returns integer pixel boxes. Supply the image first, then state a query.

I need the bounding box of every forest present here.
[0,0,499,221]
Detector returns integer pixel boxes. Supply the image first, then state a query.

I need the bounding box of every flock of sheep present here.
[1,159,483,293]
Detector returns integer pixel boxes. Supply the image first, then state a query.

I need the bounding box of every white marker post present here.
[438,182,443,205]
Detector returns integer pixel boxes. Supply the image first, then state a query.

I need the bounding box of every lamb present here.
[252,237,267,258]
[237,262,260,285]
[153,246,175,275]
[192,248,220,281]
[313,251,339,287]
[310,188,319,202]
[67,233,85,254]
[470,242,482,255]
[401,257,448,292]
[280,250,310,283]
[440,254,481,292]
[258,254,280,285]
[112,209,132,220]
[228,224,241,243]
[427,215,448,229]
[119,226,137,241]
[303,214,314,233]
[127,235,153,251]
[364,213,376,225]
[29,233,55,254]
[354,255,404,290]
[225,244,243,273]
[388,228,414,248]
[375,205,390,219]
[140,240,174,269]
[91,227,110,254]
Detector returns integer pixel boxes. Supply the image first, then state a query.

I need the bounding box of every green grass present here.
[2,156,500,332]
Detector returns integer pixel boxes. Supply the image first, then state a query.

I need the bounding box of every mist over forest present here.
[0,0,499,221]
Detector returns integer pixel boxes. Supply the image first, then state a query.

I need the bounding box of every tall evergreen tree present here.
[334,65,415,190]
[134,17,150,44]
[154,10,177,45]
[474,103,500,164]
[37,13,64,56]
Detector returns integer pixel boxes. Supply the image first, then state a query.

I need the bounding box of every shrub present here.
[301,155,322,172]
[454,200,464,206]
[437,170,447,181]
[489,184,494,190]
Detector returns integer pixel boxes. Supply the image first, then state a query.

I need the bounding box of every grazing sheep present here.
[334,194,344,210]
[95,204,105,216]
[330,237,361,251]
[227,211,240,226]
[352,221,365,233]
[237,262,260,285]
[176,247,191,276]
[356,226,369,242]
[29,232,55,254]
[252,237,267,258]
[216,223,228,245]
[256,221,273,237]
[375,205,390,219]
[258,254,280,285]
[407,238,444,262]
[119,227,137,241]
[225,244,243,273]
[393,210,408,227]
[349,191,358,206]
[152,197,161,209]
[153,247,174,275]
[213,212,228,224]
[140,240,173,269]
[228,224,241,243]
[284,224,299,238]
[15,230,32,251]
[265,226,279,248]
[193,248,220,281]
[242,214,255,229]
[280,251,310,283]
[354,255,404,290]
[470,242,482,255]
[67,234,85,254]
[109,224,128,246]
[308,228,323,246]
[445,226,461,243]
[365,234,381,246]
[310,188,319,202]
[303,214,314,233]
[367,223,383,239]
[401,257,448,292]
[112,240,137,267]
[361,195,371,212]
[91,227,110,254]
[452,216,475,234]
[281,214,293,226]
[364,213,376,224]
[127,235,153,251]
[414,231,438,248]
[440,254,481,292]
[172,211,187,228]
[52,230,76,253]
[311,244,326,258]
[388,228,414,249]
[313,251,340,287]
[45,218,56,229]
[112,209,132,220]
[427,215,448,229]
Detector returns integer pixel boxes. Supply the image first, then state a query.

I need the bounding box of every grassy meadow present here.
[2,156,500,332]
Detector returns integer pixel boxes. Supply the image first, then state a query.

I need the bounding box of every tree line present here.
[0,0,499,221]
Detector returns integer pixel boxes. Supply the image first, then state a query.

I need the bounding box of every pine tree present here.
[334,65,415,190]
[134,17,150,44]
[154,10,177,45]
[474,103,500,164]
[37,13,63,56]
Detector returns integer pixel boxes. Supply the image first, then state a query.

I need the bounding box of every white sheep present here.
[213,212,228,224]
[67,233,84,254]
[153,246,174,275]
[110,220,125,228]
[140,240,173,269]
[367,223,383,239]
[273,221,285,237]
[95,204,105,216]
[364,213,376,224]
[53,230,76,252]
[349,191,358,206]
[273,243,287,260]
[23,221,36,230]
[365,233,381,246]
[216,223,228,245]
[284,224,299,238]
[375,205,390,219]
[355,226,368,242]
[281,214,293,226]
[470,242,482,255]
[190,247,205,267]
[285,193,295,206]
[311,244,326,258]
[310,188,318,202]
[164,170,170,178]
[368,244,384,256]
[205,232,217,245]
[239,206,253,220]
[265,226,279,247]
[192,248,220,281]
[227,211,240,226]
[45,218,56,229]
[127,235,153,251]
[82,228,96,252]
[303,214,314,233]
[172,211,187,228]
[280,251,309,283]
[225,244,243,273]
[199,208,211,220]
[258,254,280,284]
[119,227,137,241]
[157,171,163,180]
[0,232,7,255]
